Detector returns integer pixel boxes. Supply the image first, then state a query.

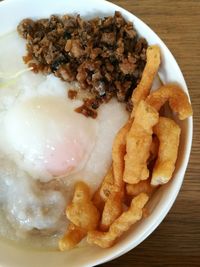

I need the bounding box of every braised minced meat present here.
[17,12,147,117]
[68,89,78,100]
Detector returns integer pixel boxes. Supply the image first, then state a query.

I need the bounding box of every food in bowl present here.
[60,70,192,249]
[0,11,192,251]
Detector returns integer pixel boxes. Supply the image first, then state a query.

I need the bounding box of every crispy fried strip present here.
[66,181,100,231]
[98,120,133,230]
[123,101,159,184]
[60,182,100,250]
[146,84,193,120]
[131,45,161,117]
[87,193,149,248]
[99,166,115,201]
[126,179,156,196]
[59,224,86,251]
[149,135,159,163]
[92,188,105,212]
[100,190,124,231]
[112,119,133,187]
[92,167,114,213]
[151,117,181,186]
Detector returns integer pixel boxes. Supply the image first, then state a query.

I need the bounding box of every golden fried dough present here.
[99,120,133,230]
[149,135,159,163]
[66,181,100,231]
[124,101,159,184]
[151,117,181,186]
[92,167,114,213]
[126,179,156,196]
[92,188,105,212]
[99,166,115,201]
[87,193,149,248]
[100,190,124,231]
[131,45,161,117]
[59,224,86,251]
[112,120,132,187]
[146,84,193,120]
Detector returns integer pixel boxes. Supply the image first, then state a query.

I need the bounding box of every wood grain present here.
[100,0,200,266]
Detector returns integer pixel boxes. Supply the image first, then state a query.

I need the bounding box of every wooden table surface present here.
[101,1,200,266]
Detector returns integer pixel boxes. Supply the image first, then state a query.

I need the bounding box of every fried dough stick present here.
[59,224,86,251]
[100,190,124,231]
[99,166,115,201]
[59,182,100,250]
[92,188,105,213]
[123,101,159,184]
[146,84,193,120]
[100,120,132,230]
[125,136,159,197]
[126,179,155,197]
[92,167,114,213]
[87,193,149,248]
[149,135,159,163]
[131,45,161,117]
[93,120,132,206]
[151,117,181,186]
[66,181,100,231]
[112,120,133,187]
[97,176,123,232]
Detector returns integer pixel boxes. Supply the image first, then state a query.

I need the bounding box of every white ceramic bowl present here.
[0,0,193,266]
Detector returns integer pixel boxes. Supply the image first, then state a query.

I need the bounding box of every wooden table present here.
[101,1,200,266]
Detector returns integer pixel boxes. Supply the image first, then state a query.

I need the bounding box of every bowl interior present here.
[0,0,192,266]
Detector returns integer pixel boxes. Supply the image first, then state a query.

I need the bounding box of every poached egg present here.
[3,95,97,180]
